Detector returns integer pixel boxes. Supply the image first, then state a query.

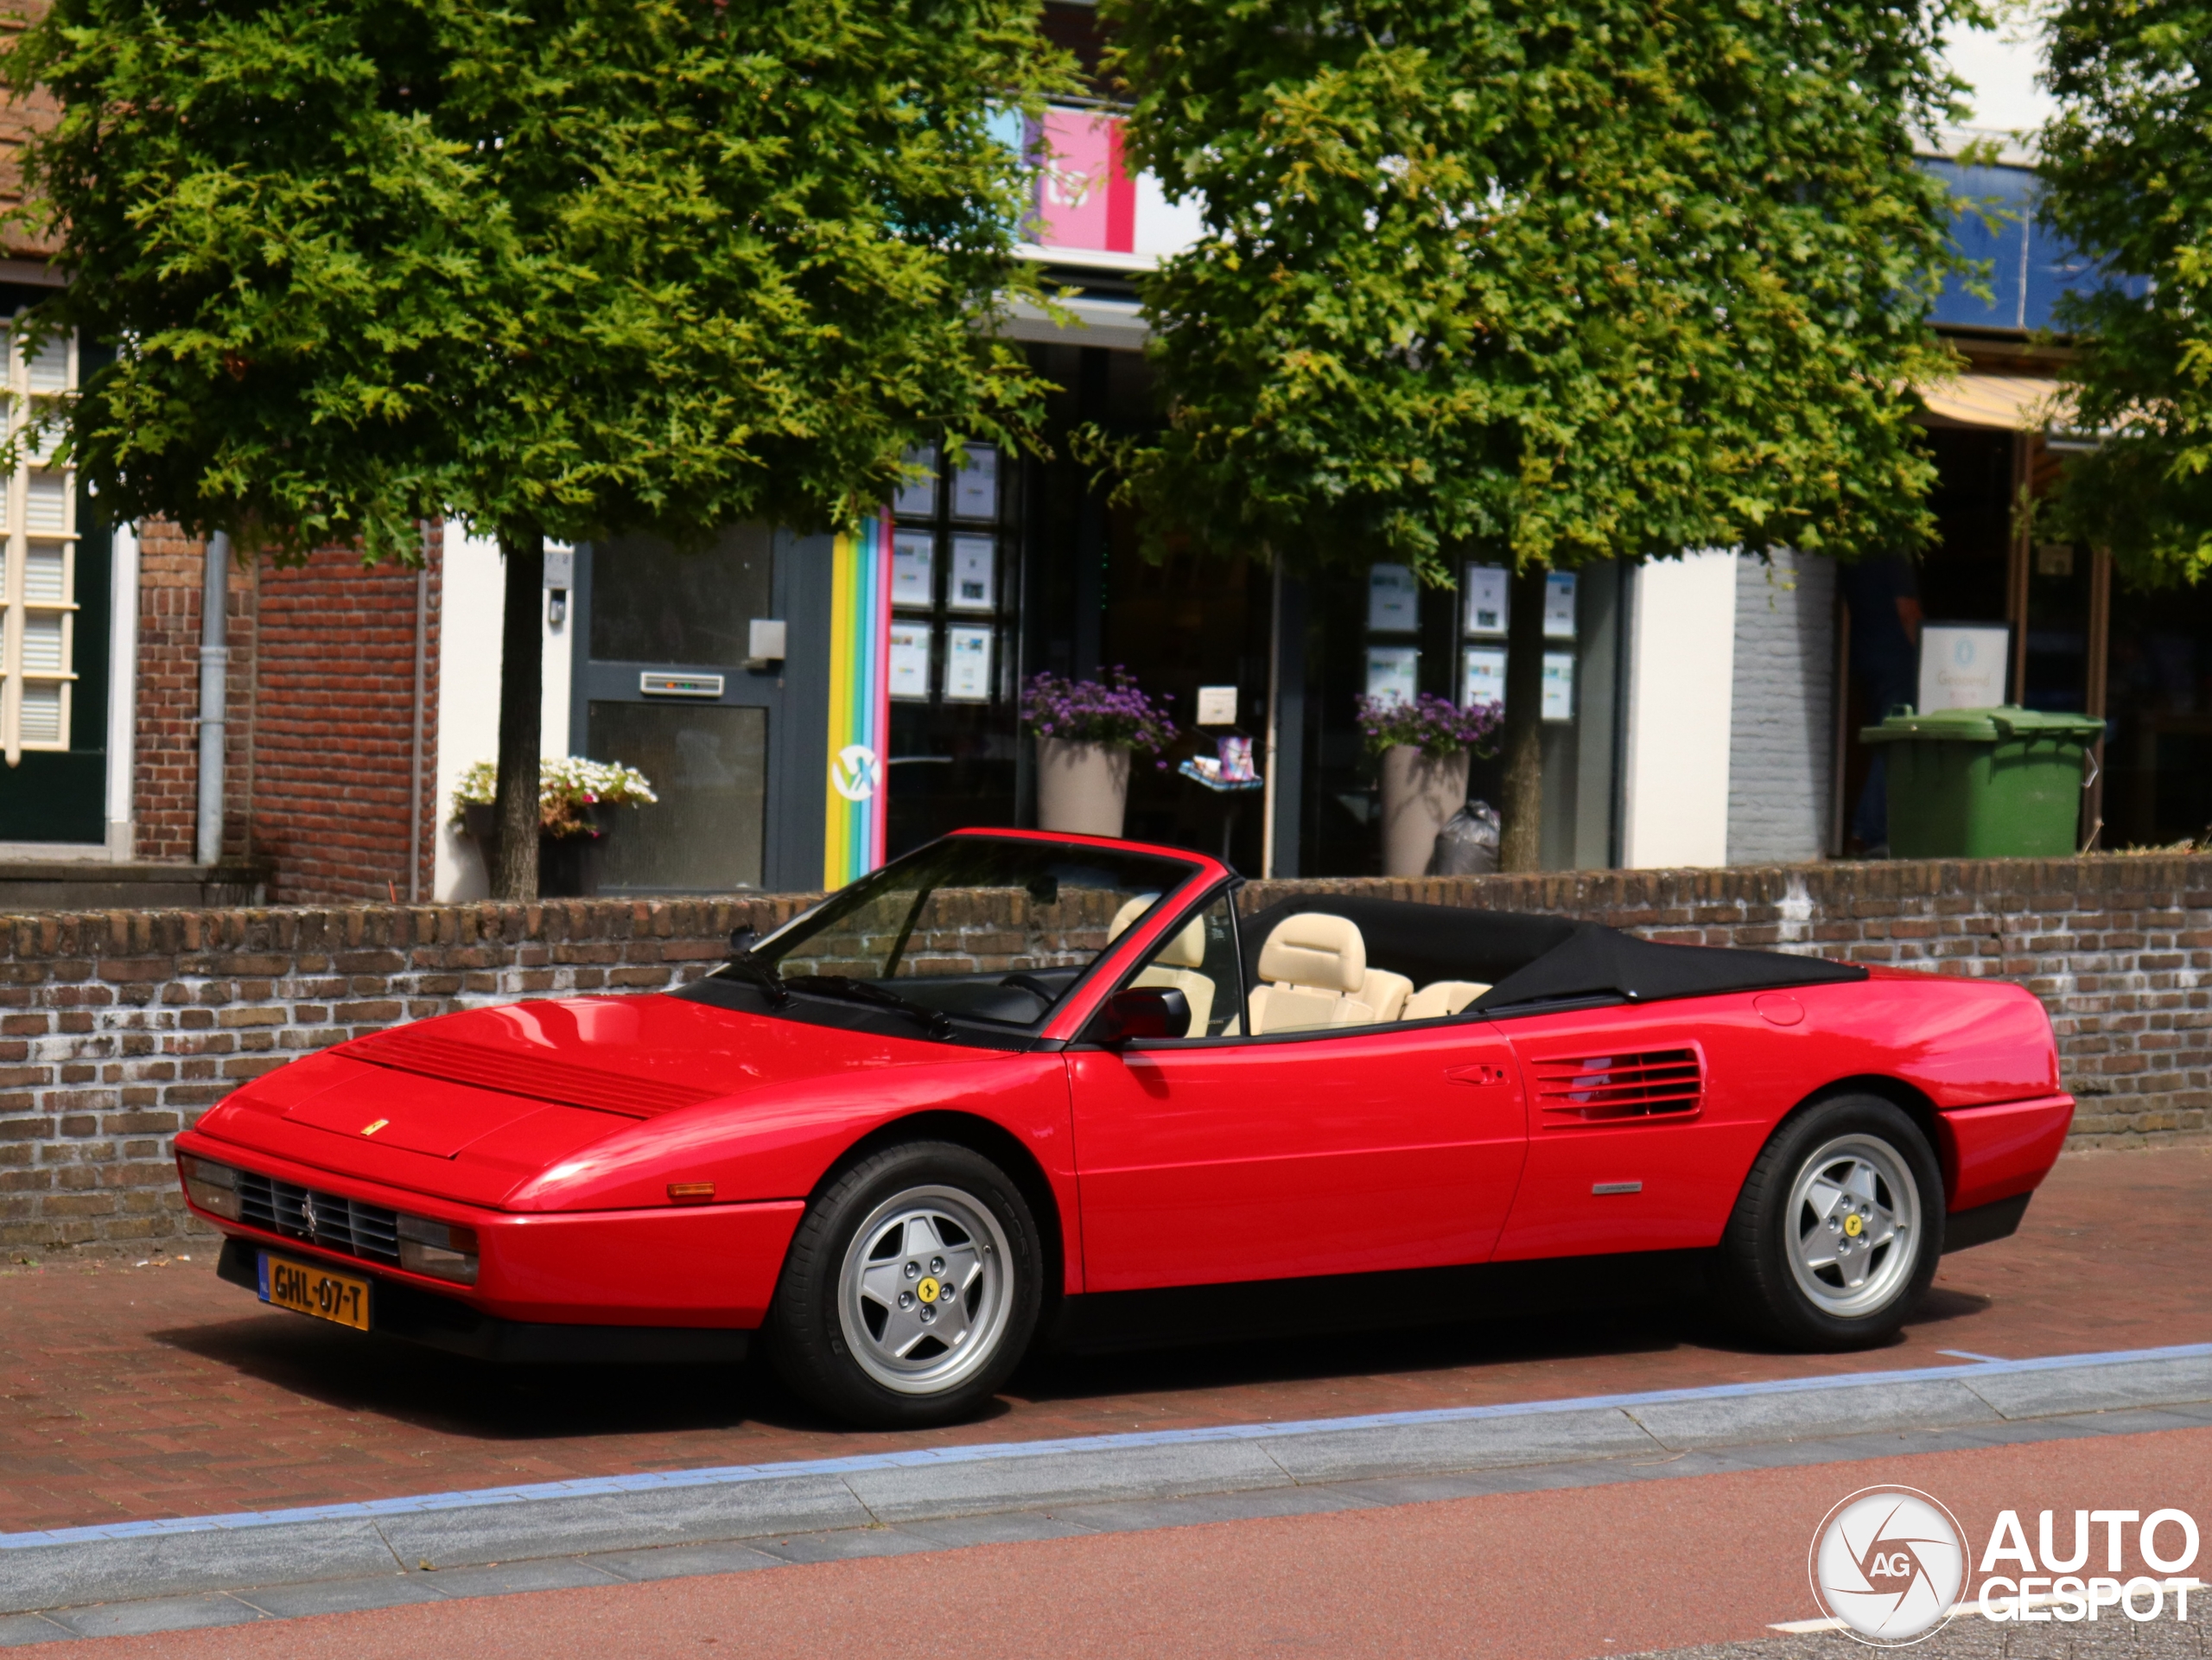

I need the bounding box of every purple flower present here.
[1020,668,1179,755]
[1355,691,1504,760]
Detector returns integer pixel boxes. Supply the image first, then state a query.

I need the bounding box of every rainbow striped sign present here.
[823,512,893,887]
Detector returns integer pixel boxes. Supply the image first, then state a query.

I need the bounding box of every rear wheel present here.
[1719,1095,1944,1349]
[766,1140,1041,1428]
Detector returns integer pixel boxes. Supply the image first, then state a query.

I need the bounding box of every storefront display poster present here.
[887,622,931,701]
[1542,651,1575,721]
[944,626,994,702]
[893,445,938,518]
[948,536,995,612]
[1463,564,1508,637]
[1545,572,1578,639]
[1917,623,2010,712]
[1462,646,1505,709]
[1365,646,1420,707]
[891,531,934,608]
[1369,564,1419,633]
[952,447,998,520]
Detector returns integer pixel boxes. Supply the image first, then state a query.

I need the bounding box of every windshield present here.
[731,836,1207,1034]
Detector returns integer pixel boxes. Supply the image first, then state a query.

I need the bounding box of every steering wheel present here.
[997,972,1060,1004]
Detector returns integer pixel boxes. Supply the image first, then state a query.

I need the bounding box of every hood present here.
[190,994,982,1206]
[340,995,938,1111]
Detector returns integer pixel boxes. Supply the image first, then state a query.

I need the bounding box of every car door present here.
[1067,895,1530,1294]
[1488,995,1797,1261]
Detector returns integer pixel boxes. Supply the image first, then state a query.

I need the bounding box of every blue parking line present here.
[6,1339,2206,1551]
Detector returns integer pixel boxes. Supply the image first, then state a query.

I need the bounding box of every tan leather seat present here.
[1109,896,1214,1037]
[1402,980,1490,1021]
[1354,968,1414,1022]
[1247,913,1376,1035]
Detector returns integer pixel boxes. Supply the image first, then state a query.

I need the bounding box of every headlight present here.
[181,1155,242,1221]
[397,1215,480,1285]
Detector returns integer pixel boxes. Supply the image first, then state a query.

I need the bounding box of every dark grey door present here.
[572,527,829,894]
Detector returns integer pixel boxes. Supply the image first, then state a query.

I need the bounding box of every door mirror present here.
[1092,986,1191,1046]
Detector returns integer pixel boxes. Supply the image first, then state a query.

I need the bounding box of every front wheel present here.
[1718,1096,1944,1349]
[765,1141,1042,1428]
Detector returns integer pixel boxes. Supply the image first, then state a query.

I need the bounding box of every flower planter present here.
[1377,744,1470,877]
[538,830,607,898]
[462,802,615,897]
[1035,739,1131,837]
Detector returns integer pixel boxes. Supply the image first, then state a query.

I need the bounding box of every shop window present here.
[885,442,1021,855]
[2103,576,2212,849]
[1,322,75,767]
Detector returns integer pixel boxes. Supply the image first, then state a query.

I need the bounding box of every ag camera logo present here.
[1809,1485,1968,1646]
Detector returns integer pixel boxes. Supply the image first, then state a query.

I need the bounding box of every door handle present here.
[1445,1063,1511,1087]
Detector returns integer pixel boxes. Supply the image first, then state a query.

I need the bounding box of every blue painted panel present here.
[1924,159,2031,330]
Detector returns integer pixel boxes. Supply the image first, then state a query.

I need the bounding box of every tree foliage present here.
[2040,0,2212,583]
[5,0,1066,559]
[1096,0,1976,588]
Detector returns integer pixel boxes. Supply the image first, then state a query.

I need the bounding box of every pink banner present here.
[1033,109,1135,253]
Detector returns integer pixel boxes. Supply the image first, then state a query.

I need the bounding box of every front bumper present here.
[178,1131,804,1329]
[215,1239,751,1364]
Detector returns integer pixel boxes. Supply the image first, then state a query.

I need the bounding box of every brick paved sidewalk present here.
[3,1143,2206,1536]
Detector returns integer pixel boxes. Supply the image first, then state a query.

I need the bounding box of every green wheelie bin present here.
[1859,705,2104,858]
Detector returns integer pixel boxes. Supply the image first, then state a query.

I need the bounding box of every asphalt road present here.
[17,1421,2212,1658]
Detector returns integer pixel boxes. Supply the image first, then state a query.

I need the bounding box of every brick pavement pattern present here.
[0,1144,2203,1537]
[7,853,2212,1252]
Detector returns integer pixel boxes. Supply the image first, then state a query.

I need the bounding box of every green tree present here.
[8,0,1064,895]
[1097,0,1972,869]
[2038,0,2212,583]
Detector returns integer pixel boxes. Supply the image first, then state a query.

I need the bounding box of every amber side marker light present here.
[397,1216,480,1285]
[180,1155,242,1221]
[668,1182,715,1204]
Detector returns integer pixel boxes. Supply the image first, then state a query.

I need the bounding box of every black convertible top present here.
[1236,894,1866,1011]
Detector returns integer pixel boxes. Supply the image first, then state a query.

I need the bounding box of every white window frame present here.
[0,318,78,766]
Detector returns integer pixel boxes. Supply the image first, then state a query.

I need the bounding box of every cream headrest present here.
[1108,894,1158,941]
[1154,914,1206,969]
[1258,913,1366,993]
[1109,894,1205,969]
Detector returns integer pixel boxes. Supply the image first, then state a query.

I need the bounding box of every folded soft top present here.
[1236,894,1866,1011]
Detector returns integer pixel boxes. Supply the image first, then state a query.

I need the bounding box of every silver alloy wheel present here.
[836,1184,1014,1396]
[1785,1133,1922,1319]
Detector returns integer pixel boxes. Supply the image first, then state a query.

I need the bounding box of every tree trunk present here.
[492,530,544,901]
[1497,560,1548,873]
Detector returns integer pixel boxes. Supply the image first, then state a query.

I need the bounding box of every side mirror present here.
[1092,986,1191,1046]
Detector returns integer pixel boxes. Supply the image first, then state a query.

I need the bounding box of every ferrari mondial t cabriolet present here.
[176,830,2072,1426]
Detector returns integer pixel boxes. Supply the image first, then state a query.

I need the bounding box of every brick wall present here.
[130,525,441,898]
[251,533,442,904]
[133,522,256,863]
[3,854,2209,1253]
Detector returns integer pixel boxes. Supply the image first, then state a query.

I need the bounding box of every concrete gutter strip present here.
[3,1341,2208,1617]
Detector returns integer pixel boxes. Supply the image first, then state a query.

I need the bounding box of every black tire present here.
[1718,1094,1945,1350]
[765,1140,1042,1428]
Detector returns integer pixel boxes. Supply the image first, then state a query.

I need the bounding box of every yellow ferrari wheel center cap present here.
[1843,1214,1863,1237]
[918,1277,941,1303]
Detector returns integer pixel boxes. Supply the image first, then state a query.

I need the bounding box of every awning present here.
[1917,372,2069,431]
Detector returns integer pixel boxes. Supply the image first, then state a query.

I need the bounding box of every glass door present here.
[572,526,779,893]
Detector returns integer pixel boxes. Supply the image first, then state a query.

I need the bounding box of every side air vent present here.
[1533,1048,1703,1123]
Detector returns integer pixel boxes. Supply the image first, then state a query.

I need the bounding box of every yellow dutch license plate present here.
[257,1251,372,1332]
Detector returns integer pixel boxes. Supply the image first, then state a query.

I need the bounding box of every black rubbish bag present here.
[1427,800,1500,876]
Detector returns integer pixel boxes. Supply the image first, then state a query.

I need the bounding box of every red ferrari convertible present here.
[176,830,2072,1426]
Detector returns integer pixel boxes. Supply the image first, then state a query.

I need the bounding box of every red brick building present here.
[3,508,448,907]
